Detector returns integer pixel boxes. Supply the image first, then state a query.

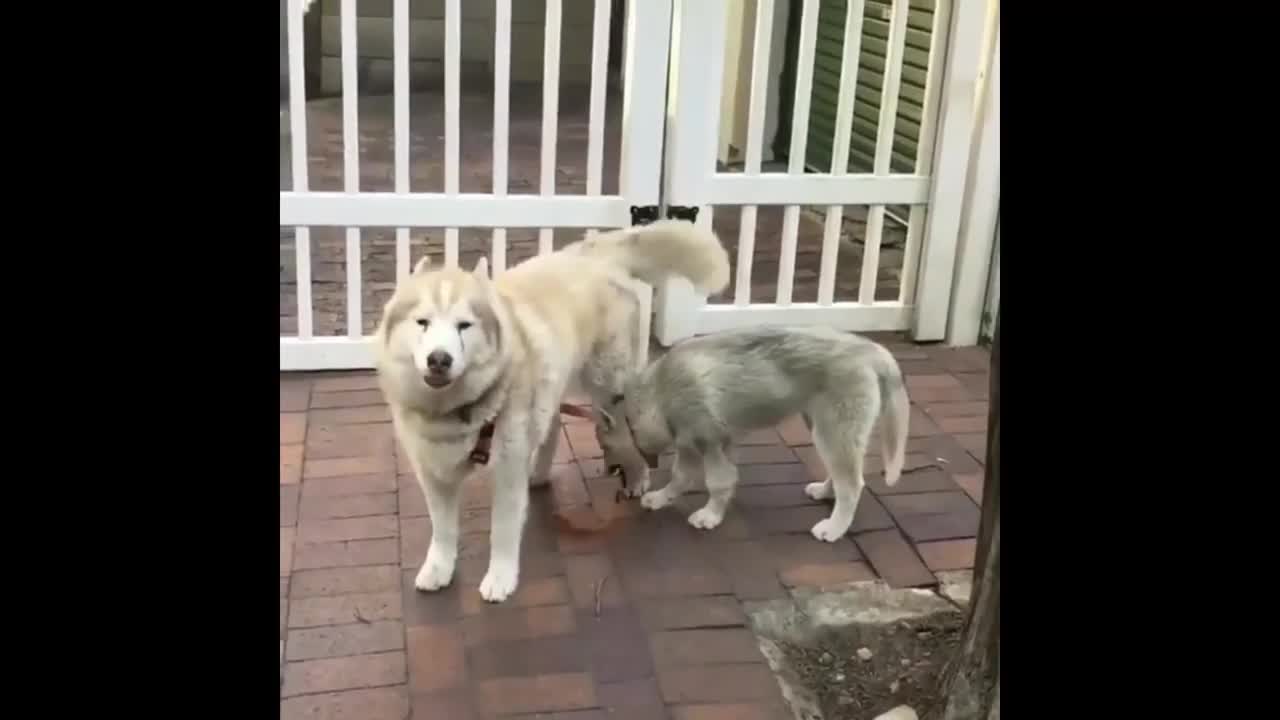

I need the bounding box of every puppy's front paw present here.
[640,490,672,510]
[804,480,834,501]
[623,476,651,499]
[810,516,851,542]
[609,465,650,498]
[414,552,456,592]
[687,507,724,530]
[478,563,519,603]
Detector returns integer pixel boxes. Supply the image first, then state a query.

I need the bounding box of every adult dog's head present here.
[376,255,506,400]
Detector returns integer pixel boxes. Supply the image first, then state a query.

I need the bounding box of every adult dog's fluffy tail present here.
[876,352,911,487]
[575,219,731,295]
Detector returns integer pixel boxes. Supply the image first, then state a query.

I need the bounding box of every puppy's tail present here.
[573,219,731,295]
[876,351,910,487]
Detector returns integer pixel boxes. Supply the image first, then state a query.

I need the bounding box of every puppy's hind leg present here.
[800,412,835,502]
[688,441,739,531]
[808,395,878,542]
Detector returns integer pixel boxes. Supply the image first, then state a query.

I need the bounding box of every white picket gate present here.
[279,0,995,371]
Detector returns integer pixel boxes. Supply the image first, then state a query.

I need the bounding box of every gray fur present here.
[607,325,910,541]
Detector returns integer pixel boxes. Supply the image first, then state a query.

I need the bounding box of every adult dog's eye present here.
[416,319,430,328]
[457,321,472,331]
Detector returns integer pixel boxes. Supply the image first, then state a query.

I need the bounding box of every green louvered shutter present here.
[805,0,937,224]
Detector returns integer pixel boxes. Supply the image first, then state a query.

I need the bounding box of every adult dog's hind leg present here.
[529,412,561,489]
[808,395,878,542]
[481,420,533,603]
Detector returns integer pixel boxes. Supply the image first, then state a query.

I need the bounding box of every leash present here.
[468,403,595,466]
[468,402,656,504]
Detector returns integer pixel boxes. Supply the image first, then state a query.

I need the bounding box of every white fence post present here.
[653,0,728,346]
[980,215,999,343]
[911,0,992,341]
[946,14,999,346]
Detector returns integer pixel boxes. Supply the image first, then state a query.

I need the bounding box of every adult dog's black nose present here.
[426,350,453,372]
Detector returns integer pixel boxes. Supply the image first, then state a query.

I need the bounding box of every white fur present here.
[376,221,730,602]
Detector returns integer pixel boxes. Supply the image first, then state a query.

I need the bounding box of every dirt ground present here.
[778,611,964,720]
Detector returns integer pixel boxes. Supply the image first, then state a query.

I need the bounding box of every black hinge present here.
[666,205,700,223]
[630,205,660,226]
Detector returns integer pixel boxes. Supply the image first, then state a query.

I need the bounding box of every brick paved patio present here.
[279,335,989,718]
[281,86,908,338]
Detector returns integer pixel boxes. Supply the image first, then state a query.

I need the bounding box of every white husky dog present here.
[597,326,910,542]
[375,221,730,602]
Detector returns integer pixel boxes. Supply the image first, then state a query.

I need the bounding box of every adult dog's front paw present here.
[414,551,456,592]
[478,563,519,603]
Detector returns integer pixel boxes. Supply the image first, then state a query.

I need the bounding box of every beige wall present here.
[717,0,789,165]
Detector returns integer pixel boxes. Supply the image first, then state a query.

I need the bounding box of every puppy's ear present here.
[473,256,490,280]
[412,255,433,276]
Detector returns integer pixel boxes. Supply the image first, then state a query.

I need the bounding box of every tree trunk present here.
[941,312,1000,720]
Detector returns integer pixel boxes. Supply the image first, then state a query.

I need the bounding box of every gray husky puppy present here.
[596,325,909,542]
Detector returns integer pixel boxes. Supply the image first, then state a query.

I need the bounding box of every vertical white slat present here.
[945,21,999,346]
[980,215,999,341]
[394,0,410,283]
[619,0,672,205]
[735,207,758,306]
[858,0,909,306]
[621,0,675,344]
[912,0,987,341]
[653,0,724,346]
[491,0,512,275]
[584,0,612,240]
[736,0,775,307]
[776,0,820,306]
[341,0,362,338]
[443,0,461,268]
[287,0,313,339]
[817,0,867,306]
[899,0,952,305]
[539,0,563,256]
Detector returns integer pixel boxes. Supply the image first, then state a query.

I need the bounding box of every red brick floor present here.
[279,337,991,718]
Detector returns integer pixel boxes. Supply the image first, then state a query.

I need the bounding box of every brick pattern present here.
[279,341,990,716]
